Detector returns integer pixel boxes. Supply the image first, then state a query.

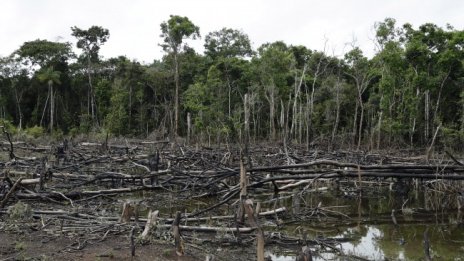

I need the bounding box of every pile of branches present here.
[1,135,463,259]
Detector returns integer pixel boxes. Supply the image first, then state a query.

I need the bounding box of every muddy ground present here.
[0,230,201,261]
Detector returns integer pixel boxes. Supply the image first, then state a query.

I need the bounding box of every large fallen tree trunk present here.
[249,171,464,188]
[0,185,163,201]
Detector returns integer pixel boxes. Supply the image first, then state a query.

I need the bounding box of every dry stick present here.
[172,211,184,256]
[164,207,286,223]
[249,172,464,188]
[426,123,441,162]
[445,150,464,166]
[187,190,239,218]
[52,191,75,207]
[243,199,264,261]
[0,177,23,208]
[165,225,254,233]
[5,170,464,203]
[250,159,462,172]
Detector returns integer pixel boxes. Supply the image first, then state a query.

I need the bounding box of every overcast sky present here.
[1,0,463,63]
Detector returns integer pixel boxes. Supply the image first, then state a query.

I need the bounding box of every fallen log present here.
[161,224,255,233]
[0,207,287,224]
[0,185,163,201]
[249,160,464,173]
[19,178,40,185]
[0,177,23,208]
[249,171,464,189]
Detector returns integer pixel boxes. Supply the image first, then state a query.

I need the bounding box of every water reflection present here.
[339,226,384,259]
[265,185,464,260]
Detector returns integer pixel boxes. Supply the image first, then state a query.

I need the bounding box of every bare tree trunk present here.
[49,82,54,131]
[426,123,441,162]
[377,111,383,150]
[432,70,450,129]
[227,79,232,118]
[281,99,286,135]
[267,87,276,141]
[331,81,341,149]
[298,104,303,143]
[410,117,416,147]
[352,99,359,148]
[174,50,180,137]
[187,112,191,144]
[87,55,98,126]
[425,90,430,140]
[40,87,50,128]
[129,84,132,131]
[291,65,307,139]
[244,94,250,144]
[357,95,364,151]
[14,88,23,131]
[307,70,318,145]
[307,45,327,148]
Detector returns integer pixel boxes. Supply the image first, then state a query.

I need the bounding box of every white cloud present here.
[1,0,462,63]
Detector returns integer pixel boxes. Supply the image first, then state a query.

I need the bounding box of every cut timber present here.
[141,210,159,241]
[20,178,40,185]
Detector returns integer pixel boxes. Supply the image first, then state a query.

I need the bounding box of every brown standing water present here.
[259,185,464,260]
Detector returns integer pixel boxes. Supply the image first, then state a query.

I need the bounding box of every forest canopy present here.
[0,17,463,150]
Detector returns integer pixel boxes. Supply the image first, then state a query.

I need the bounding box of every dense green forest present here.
[0,16,463,150]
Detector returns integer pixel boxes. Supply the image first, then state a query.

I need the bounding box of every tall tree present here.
[344,47,376,150]
[254,41,295,140]
[15,39,73,69]
[160,15,200,136]
[37,67,61,131]
[204,28,253,59]
[0,56,28,130]
[204,28,253,118]
[15,39,73,130]
[71,25,110,126]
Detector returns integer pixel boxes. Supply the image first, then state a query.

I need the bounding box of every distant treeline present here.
[0,17,463,150]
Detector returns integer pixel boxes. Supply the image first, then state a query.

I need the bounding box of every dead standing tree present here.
[306,39,329,149]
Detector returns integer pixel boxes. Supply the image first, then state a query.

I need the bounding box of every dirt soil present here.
[0,230,203,261]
